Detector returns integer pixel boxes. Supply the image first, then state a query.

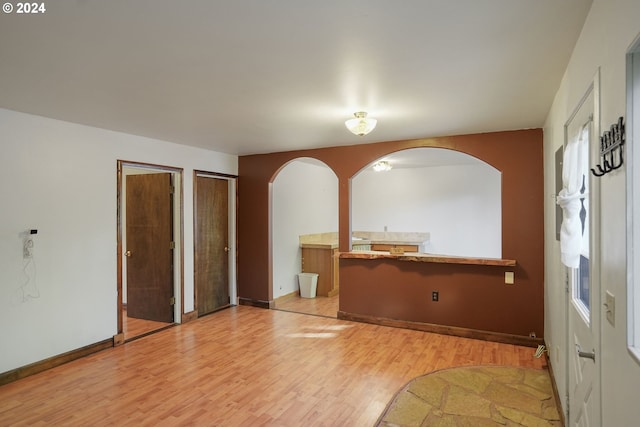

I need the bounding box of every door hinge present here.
[170,241,175,249]
[170,296,176,305]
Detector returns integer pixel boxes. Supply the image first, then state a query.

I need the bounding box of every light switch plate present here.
[505,271,514,285]
[605,291,615,326]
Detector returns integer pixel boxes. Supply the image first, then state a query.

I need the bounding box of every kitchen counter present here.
[299,232,339,249]
[299,231,430,251]
[352,231,429,252]
[297,231,430,298]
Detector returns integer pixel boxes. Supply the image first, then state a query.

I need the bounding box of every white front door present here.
[568,262,600,426]
[564,76,601,427]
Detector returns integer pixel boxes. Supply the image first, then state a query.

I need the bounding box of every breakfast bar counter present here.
[338,251,516,267]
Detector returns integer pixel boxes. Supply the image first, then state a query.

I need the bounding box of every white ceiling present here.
[0,0,592,156]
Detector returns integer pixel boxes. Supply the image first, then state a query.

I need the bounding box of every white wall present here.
[543,0,640,424]
[271,159,338,299]
[352,164,502,258]
[0,108,237,373]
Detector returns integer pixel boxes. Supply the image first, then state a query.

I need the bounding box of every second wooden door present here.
[195,175,230,316]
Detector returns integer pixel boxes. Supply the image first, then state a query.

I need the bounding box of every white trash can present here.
[298,272,318,298]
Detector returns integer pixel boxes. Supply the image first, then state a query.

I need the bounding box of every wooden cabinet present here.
[301,247,339,297]
[370,244,419,252]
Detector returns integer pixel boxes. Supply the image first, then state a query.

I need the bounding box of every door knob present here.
[125,250,132,257]
[224,247,229,252]
[576,344,596,361]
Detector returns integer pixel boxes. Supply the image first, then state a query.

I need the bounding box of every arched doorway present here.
[271,157,339,317]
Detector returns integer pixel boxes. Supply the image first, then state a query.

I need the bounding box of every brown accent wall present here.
[238,129,544,338]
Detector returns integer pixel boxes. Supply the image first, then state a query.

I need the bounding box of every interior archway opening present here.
[351,147,502,258]
[271,157,339,318]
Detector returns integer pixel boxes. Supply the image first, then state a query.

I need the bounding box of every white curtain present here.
[557,127,589,268]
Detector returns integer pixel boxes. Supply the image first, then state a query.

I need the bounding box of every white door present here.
[562,77,601,427]
[568,259,600,427]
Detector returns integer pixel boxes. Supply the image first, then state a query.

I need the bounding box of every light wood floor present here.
[273,293,339,318]
[0,305,548,427]
[122,306,173,341]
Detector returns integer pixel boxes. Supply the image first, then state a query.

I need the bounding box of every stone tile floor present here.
[376,366,561,427]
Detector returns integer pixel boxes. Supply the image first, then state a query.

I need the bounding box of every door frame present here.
[193,170,238,313]
[563,69,602,425]
[626,31,640,366]
[115,160,184,343]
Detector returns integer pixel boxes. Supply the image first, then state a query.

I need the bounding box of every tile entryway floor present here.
[376,365,561,427]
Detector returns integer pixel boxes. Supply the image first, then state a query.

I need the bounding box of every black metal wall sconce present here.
[591,116,625,177]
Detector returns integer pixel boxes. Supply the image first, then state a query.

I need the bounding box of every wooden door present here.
[126,173,174,323]
[195,175,230,315]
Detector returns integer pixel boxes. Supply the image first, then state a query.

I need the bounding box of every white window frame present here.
[627,37,640,365]
[569,121,592,326]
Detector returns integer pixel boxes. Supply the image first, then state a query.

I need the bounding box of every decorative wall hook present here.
[591,116,625,177]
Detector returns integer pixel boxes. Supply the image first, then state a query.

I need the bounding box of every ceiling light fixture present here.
[373,161,392,172]
[345,111,377,136]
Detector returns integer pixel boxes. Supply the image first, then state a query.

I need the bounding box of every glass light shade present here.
[345,112,377,136]
[373,161,392,172]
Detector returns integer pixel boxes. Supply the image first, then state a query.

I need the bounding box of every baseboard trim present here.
[545,346,566,426]
[0,338,113,386]
[238,297,274,309]
[113,333,125,346]
[337,311,544,348]
[124,324,176,343]
[274,290,298,304]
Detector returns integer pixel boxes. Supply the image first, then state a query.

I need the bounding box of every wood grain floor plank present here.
[0,306,547,427]
[123,306,171,340]
[273,293,339,318]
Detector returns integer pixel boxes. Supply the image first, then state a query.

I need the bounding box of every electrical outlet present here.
[432,291,439,302]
